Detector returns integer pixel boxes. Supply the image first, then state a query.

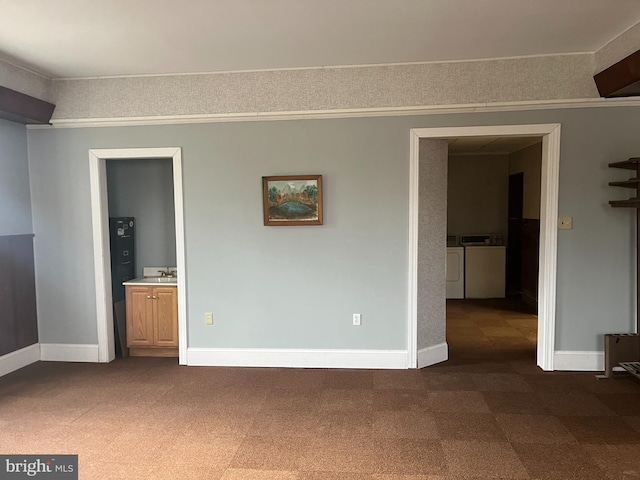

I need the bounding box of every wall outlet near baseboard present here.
[205,312,213,325]
[353,313,361,326]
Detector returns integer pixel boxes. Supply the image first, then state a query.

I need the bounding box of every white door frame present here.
[408,124,561,371]
[89,147,187,365]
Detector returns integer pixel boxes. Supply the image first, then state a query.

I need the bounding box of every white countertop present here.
[123,276,177,286]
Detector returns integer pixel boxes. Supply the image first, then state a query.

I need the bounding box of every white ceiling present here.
[1,0,640,79]
[448,136,542,156]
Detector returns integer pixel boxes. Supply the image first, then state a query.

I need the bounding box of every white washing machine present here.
[446,246,465,299]
[464,245,506,298]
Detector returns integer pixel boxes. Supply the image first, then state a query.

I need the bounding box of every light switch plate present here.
[558,216,573,230]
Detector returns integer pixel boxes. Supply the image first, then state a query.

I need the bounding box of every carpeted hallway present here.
[1,299,639,479]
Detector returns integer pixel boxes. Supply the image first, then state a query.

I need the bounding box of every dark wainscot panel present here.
[0,234,38,356]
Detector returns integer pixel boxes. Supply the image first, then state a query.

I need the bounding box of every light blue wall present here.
[0,119,32,235]
[28,119,409,349]
[26,106,640,351]
[106,158,176,277]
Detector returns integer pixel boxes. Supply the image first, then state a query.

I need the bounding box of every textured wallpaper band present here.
[51,54,599,121]
[594,21,640,74]
[3,25,640,122]
[0,60,53,103]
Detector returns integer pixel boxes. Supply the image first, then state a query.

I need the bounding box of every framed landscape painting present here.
[262,175,323,226]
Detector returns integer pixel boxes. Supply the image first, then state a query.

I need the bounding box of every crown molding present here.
[28,97,640,130]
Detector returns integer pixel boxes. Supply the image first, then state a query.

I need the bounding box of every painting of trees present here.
[262,175,323,226]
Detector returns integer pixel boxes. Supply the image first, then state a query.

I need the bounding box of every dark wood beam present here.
[594,49,640,98]
[0,86,55,124]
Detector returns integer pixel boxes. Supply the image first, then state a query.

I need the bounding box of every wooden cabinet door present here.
[126,286,154,346]
[153,286,178,347]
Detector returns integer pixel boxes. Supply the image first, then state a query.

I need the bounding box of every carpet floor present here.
[1,298,639,479]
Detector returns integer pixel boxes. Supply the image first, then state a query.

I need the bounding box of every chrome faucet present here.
[158,268,176,278]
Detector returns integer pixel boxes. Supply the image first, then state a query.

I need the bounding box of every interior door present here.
[154,286,178,347]
[507,173,524,296]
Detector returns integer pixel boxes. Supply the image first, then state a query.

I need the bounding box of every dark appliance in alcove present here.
[109,217,135,357]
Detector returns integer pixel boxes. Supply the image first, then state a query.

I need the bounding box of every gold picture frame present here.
[262,175,323,226]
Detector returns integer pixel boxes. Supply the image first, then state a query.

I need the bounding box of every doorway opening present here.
[445,136,542,366]
[89,147,187,365]
[408,124,561,371]
[106,158,177,359]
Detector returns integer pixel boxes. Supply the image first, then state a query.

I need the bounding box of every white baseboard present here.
[417,342,449,368]
[3,344,604,372]
[553,350,604,371]
[187,348,408,369]
[40,343,100,363]
[0,344,40,377]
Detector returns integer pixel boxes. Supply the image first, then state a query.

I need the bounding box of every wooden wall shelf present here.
[603,157,640,378]
[0,86,55,124]
[609,179,640,189]
[610,199,640,208]
[609,158,640,170]
[609,158,640,208]
[594,49,640,98]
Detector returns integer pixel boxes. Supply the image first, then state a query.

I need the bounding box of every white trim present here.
[40,343,99,362]
[187,348,408,369]
[0,344,40,377]
[171,150,188,365]
[89,147,188,365]
[409,124,560,372]
[27,97,640,130]
[89,152,114,362]
[407,131,420,368]
[554,351,604,372]
[417,343,449,369]
[537,126,561,371]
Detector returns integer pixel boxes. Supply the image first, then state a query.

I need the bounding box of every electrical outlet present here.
[205,312,213,325]
[353,313,361,326]
[558,216,573,230]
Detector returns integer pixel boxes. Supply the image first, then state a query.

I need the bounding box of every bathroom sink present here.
[122,275,177,286]
[143,277,177,283]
